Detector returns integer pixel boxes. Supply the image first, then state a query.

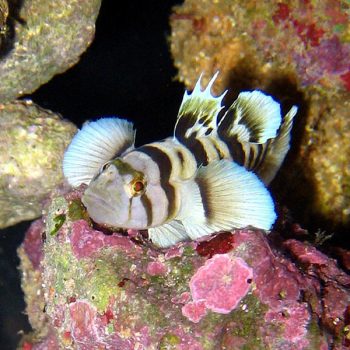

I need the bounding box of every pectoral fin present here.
[179,160,276,239]
[63,117,135,186]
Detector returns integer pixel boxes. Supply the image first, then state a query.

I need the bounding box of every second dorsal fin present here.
[218,90,282,144]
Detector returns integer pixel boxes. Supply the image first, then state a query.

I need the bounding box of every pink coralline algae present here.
[17,192,350,349]
[70,219,141,259]
[181,300,207,323]
[171,0,350,92]
[69,301,99,344]
[295,36,350,86]
[23,219,44,269]
[185,254,253,317]
[267,1,350,90]
[146,261,168,276]
[264,302,311,349]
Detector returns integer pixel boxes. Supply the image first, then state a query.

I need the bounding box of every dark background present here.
[0,0,183,348]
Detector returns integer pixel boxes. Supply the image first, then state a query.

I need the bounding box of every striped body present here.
[121,131,271,228]
[63,73,297,247]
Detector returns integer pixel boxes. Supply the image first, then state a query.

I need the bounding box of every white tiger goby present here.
[63,72,297,247]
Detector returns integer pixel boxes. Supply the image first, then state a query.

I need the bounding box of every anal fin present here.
[148,220,190,248]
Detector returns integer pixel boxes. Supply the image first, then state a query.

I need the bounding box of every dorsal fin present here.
[63,117,135,187]
[218,90,282,144]
[256,106,297,185]
[174,72,227,140]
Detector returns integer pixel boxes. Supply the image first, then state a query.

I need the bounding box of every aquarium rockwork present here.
[0,0,350,349]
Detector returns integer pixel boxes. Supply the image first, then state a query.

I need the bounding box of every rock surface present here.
[0,100,76,228]
[17,189,350,349]
[0,0,102,102]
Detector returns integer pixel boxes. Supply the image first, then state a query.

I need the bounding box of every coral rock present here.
[18,190,350,349]
[0,101,76,228]
[170,0,350,93]
[0,0,102,102]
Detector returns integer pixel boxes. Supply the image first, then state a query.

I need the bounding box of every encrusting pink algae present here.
[187,254,253,316]
[17,188,350,349]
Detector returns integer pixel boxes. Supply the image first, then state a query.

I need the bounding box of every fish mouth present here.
[82,191,118,217]
[82,190,112,209]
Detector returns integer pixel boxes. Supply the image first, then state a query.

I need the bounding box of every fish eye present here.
[101,162,110,171]
[130,179,146,196]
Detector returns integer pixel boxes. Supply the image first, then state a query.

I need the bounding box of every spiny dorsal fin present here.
[179,160,276,240]
[257,106,297,185]
[63,117,135,187]
[218,90,282,144]
[174,72,227,140]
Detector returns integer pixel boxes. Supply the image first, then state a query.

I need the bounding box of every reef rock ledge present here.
[18,189,350,349]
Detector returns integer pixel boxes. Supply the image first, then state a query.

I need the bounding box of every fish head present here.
[82,158,150,229]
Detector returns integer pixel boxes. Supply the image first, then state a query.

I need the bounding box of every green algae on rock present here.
[0,100,76,228]
[0,0,102,102]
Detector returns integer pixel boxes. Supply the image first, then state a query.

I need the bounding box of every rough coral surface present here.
[18,190,350,349]
[0,0,102,102]
[0,101,76,228]
[170,0,350,93]
[170,0,350,230]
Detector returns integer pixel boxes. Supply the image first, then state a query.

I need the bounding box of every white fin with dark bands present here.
[148,220,190,248]
[257,106,298,185]
[179,160,276,239]
[64,72,297,249]
[63,118,135,186]
[219,90,282,143]
[174,72,227,140]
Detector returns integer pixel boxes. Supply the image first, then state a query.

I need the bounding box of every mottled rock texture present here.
[0,101,76,228]
[17,189,350,349]
[0,0,101,228]
[170,0,350,231]
[0,0,102,102]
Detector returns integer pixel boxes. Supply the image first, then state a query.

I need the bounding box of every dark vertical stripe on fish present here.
[138,145,177,219]
[176,150,185,167]
[174,112,196,140]
[247,144,256,169]
[211,140,225,160]
[194,176,212,221]
[178,136,209,166]
[140,194,153,227]
[222,137,246,166]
